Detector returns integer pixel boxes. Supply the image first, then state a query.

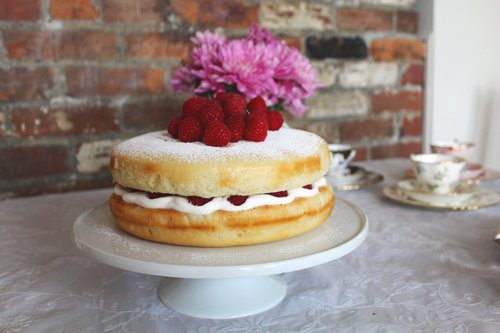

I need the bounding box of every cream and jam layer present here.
[114,178,327,215]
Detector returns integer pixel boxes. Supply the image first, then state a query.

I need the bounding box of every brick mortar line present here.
[0,32,6,60]
[0,54,423,70]
[0,171,111,192]
[0,131,133,148]
[0,93,180,109]
[0,59,423,70]
[0,22,255,36]
[40,0,51,26]
[316,83,423,93]
[3,106,12,135]
[0,58,181,68]
[343,135,421,147]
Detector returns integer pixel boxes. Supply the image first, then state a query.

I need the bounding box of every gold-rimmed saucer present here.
[328,167,384,191]
[383,184,500,211]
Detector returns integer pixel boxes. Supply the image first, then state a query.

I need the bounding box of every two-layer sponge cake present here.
[108,95,334,247]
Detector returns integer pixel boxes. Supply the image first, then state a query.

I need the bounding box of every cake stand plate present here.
[73,198,368,319]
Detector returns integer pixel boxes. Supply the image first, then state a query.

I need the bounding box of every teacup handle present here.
[347,150,356,163]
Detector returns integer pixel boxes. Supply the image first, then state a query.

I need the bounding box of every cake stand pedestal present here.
[73,198,368,319]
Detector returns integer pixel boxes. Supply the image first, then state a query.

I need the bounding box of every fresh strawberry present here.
[228,195,248,206]
[182,97,207,117]
[224,116,245,142]
[197,100,224,126]
[247,96,267,115]
[303,184,313,190]
[244,115,268,142]
[266,110,284,131]
[215,92,228,103]
[167,116,183,138]
[222,93,247,118]
[177,116,203,142]
[188,196,213,206]
[269,190,288,197]
[203,120,231,147]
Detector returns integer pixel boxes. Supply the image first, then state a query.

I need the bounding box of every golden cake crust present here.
[109,129,331,197]
[109,185,335,247]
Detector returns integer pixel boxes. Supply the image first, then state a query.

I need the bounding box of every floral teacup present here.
[410,153,466,194]
[430,140,475,160]
[328,144,356,177]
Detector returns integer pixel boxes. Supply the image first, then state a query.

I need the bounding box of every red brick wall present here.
[0,0,424,198]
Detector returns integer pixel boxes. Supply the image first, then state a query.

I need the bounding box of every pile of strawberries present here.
[167,93,284,147]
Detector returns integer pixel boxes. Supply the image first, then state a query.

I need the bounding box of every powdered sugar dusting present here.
[113,128,323,162]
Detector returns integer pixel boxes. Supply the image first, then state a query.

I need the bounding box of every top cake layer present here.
[110,128,330,197]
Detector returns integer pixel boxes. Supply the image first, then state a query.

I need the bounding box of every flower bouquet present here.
[171,25,321,117]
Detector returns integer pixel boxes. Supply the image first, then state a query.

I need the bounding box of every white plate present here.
[383,184,500,211]
[73,198,368,279]
[397,179,476,205]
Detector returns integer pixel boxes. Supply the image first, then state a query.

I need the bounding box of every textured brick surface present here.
[50,0,100,20]
[76,140,122,173]
[362,0,415,8]
[402,64,424,85]
[0,145,68,180]
[371,38,426,61]
[0,111,5,137]
[260,1,334,30]
[16,176,112,197]
[300,120,337,143]
[0,0,41,21]
[336,8,392,31]
[371,90,423,113]
[102,0,166,23]
[171,0,258,29]
[312,61,337,87]
[4,31,117,60]
[401,115,422,136]
[339,62,398,88]
[397,11,419,33]
[127,33,190,59]
[307,90,369,118]
[66,67,165,96]
[0,0,424,197]
[339,118,394,141]
[353,147,367,161]
[11,106,119,138]
[306,36,368,60]
[0,67,54,102]
[372,141,422,159]
[123,98,181,129]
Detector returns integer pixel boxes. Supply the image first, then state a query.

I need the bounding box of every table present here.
[1,159,499,332]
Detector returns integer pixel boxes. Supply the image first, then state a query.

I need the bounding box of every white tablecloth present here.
[1,159,499,332]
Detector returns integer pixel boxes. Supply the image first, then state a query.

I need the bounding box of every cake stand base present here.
[74,198,368,320]
[158,275,287,319]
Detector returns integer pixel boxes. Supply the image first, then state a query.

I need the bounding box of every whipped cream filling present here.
[114,178,327,215]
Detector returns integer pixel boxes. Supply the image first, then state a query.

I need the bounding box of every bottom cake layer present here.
[108,185,335,247]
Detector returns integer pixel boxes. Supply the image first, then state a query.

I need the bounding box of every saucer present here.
[329,165,365,183]
[328,166,384,191]
[404,164,500,184]
[383,184,500,211]
[461,163,485,180]
[397,180,476,206]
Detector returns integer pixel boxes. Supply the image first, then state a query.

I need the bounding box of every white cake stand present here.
[73,198,368,319]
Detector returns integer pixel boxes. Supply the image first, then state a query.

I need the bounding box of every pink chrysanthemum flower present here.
[169,25,321,117]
